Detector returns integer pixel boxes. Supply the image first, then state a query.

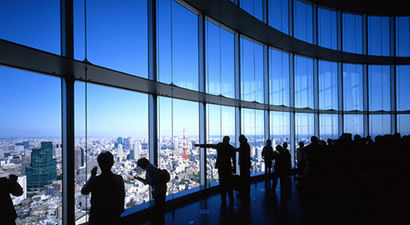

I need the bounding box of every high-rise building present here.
[123,137,131,150]
[117,137,123,145]
[26,142,57,189]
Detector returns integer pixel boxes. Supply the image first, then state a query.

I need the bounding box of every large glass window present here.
[268,0,289,34]
[269,48,290,106]
[343,64,363,111]
[369,115,391,138]
[319,60,338,110]
[295,56,314,109]
[0,66,62,225]
[344,114,364,136]
[206,105,235,185]
[398,115,410,135]
[0,0,60,54]
[270,111,290,146]
[206,20,235,98]
[318,7,337,50]
[241,37,264,103]
[368,65,390,111]
[241,109,264,174]
[295,113,314,164]
[157,0,199,91]
[319,114,338,140]
[75,0,148,77]
[294,0,313,44]
[343,13,363,54]
[368,16,390,56]
[158,98,200,196]
[240,0,263,21]
[396,16,410,57]
[397,65,410,111]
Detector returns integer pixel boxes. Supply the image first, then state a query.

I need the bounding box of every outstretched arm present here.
[8,175,23,196]
[194,144,218,149]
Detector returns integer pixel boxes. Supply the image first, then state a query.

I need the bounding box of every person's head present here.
[137,158,150,170]
[97,151,114,172]
[239,135,247,143]
[310,136,318,144]
[327,138,333,145]
[266,139,272,146]
[223,136,230,144]
[298,141,304,148]
[283,142,288,149]
[319,140,327,146]
[276,145,283,152]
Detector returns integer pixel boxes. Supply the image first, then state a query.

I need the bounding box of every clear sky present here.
[0,0,409,138]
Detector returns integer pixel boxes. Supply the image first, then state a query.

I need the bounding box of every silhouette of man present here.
[262,139,274,178]
[296,141,305,175]
[273,145,291,191]
[136,158,167,224]
[195,136,235,205]
[81,151,125,225]
[0,174,23,225]
[236,135,251,197]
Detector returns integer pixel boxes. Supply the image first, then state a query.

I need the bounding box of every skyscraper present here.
[123,137,131,150]
[26,142,57,189]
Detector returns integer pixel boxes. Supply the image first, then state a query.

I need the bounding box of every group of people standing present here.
[261,140,292,183]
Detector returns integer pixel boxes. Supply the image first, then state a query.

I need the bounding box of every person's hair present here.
[283,142,288,149]
[311,136,318,144]
[239,135,247,143]
[223,136,230,144]
[276,145,283,151]
[266,139,272,146]
[137,158,150,169]
[97,151,114,172]
[298,141,304,147]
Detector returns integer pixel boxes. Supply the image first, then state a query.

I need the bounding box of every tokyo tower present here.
[182,128,189,160]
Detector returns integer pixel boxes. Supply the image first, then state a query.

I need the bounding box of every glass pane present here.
[295,113,314,165]
[158,97,200,196]
[294,0,313,44]
[269,48,290,106]
[368,65,390,111]
[369,115,391,138]
[157,0,199,90]
[77,0,148,77]
[295,56,314,108]
[241,109,264,174]
[206,21,235,98]
[0,0,60,54]
[240,0,263,21]
[270,111,290,145]
[396,65,410,111]
[318,7,337,50]
[0,66,62,225]
[397,114,410,135]
[241,37,264,103]
[343,13,363,54]
[344,114,364,137]
[368,16,390,56]
[319,114,338,140]
[343,64,363,111]
[319,60,338,110]
[268,0,289,34]
[206,105,235,185]
[396,16,410,57]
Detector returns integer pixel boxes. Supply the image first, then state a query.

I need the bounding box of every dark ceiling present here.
[306,0,410,16]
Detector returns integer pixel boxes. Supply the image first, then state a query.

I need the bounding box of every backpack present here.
[158,168,170,184]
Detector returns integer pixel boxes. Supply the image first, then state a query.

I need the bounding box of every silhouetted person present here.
[0,174,23,225]
[273,145,291,191]
[296,141,305,175]
[262,139,274,178]
[236,135,251,197]
[136,158,167,225]
[81,151,125,225]
[195,136,235,205]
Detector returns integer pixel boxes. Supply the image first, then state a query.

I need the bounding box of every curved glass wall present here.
[1,0,409,224]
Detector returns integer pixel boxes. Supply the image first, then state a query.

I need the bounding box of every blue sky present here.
[0,0,409,138]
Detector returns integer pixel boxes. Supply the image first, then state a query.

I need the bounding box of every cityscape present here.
[0,133,295,225]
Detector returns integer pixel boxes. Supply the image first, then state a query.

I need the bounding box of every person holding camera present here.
[0,174,23,225]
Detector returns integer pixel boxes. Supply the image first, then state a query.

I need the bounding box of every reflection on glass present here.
[270,111,290,146]
[343,64,363,111]
[318,7,337,50]
[295,113,314,165]
[295,56,314,108]
[0,0,60,54]
[398,115,410,135]
[241,37,264,103]
[343,13,363,54]
[395,16,410,57]
[157,0,199,90]
[268,0,289,34]
[369,115,391,138]
[344,114,364,136]
[206,20,235,98]
[74,83,149,223]
[368,65,390,111]
[241,109,264,174]
[319,60,338,110]
[396,66,410,111]
[206,105,235,185]
[0,66,62,225]
[319,114,338,140]
[158,97,200,196]
[240,0,263,21]
[294,0,313,43]
[368,16,390,56]
[270,48,290,106]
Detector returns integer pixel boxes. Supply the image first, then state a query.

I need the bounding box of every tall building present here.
[117,137,123,145]
[123,137,131,150]
[26,142,57,189]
